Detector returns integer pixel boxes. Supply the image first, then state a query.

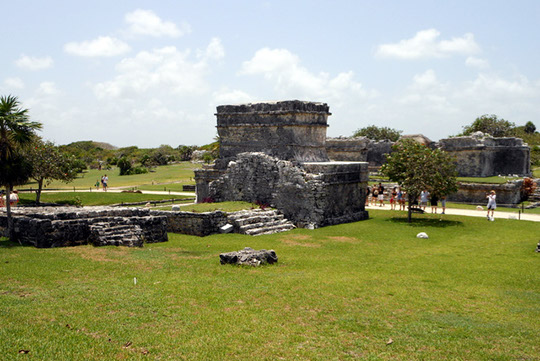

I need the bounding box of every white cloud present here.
[64,36,131,57]
[37,82,60,96]
[465,56,490,69]
[376,29,480,59]
[15,55,53,70]
[240,48,374,104]
[125,9,190,37]
[213,88,255,105]
[93,45,213,99]
[203,37,225,61]
[3,77,25,89]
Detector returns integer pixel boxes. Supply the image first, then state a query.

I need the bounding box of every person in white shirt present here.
[486,190,496,221]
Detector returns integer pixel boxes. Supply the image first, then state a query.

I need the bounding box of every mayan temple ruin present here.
[195,100,369,228]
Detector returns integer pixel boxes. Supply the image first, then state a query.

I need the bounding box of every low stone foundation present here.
[151,210,228,237]
[0,207,168,248]
[448,180,524,206]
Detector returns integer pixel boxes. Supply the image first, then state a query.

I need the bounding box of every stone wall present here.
[0,207,168,248]
[438,134,531,177]
[326,136,369,162]
[215,100,330,169]
[447,180,524,206]
[151,210,228,237]
[208,152,368,227]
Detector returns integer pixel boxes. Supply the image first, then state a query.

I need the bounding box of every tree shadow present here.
[0,237,30,248]
[387,216,464,228]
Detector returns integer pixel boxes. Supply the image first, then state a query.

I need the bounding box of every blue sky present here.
[2,0,539,147]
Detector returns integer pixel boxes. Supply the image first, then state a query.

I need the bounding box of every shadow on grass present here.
[0,237,30,248]
[387,216,464,228]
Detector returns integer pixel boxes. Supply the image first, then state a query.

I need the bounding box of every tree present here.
[353,125,402,142]
[23,138,78,204]
[0,95,42,241]
[117,157,132,175]
[381,139,458,222]
[460,114,515,137]
[524,121,536,134]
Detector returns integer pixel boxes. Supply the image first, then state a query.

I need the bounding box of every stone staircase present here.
[227,209,295,236]
[89,222,144,247]
[525,178,540,209]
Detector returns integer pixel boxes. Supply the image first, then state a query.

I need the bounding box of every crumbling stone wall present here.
[326,136,369,162]
[0,207,168,248]
[438,133,531,177]
[208,152,368,227]
[447,180,524,206]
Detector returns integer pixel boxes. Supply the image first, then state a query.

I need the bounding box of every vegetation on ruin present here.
[1,210,539,360]
[352,125,402,142]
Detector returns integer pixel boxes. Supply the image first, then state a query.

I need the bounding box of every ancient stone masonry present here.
[0,207,168,248]
[325,136,393,169]
[195,100,369,228]
[438,133,531,177]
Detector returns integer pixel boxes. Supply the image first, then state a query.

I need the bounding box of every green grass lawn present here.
[457,175,522,184]
[18,192,194,207]
[23,162,202,190]
[1,210,539,360]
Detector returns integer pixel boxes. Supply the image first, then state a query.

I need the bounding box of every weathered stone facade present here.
[325,136,393,168]
[215,100,330,169]
[438,133,531,177]
[151,210,228,237]
[195,100,369,228]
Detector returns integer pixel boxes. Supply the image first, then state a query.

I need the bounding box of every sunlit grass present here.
[1,210,539,360]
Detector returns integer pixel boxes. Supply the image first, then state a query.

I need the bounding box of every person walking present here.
[430,194,439,213]
[102,174,108,191]
[487,190,496,221]
[420,189,430,211]
[378,183,385,207]
[441,196,447,214]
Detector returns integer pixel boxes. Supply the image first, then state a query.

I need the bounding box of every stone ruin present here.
[0,207,168,248]
[438,132,531,177]
[195,100,369,228]
[327,132,531,178]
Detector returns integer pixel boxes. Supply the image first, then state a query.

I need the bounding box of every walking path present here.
[365,204,540,222]
[37,188,540,222]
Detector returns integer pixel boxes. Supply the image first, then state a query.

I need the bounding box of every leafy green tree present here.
[460,114,515,137]
[24,138,78,204]
[117,157,132,176]
[381,139,458,222]
[178,145,196,161]
[353,125,402,142]
[524,121,536,134]
[0,95,42,241]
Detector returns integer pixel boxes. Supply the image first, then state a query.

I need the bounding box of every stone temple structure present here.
[195,100,369,228]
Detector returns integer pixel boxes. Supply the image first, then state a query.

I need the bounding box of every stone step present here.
[227,209,278,221]
[239,219,291,232]
[89,223,143,247]
[245,223,296,236]
[234,214,284,226]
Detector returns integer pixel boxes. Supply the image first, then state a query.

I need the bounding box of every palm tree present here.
[0,95,42,241]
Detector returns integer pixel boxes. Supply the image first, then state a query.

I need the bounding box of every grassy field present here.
[1,210,539,360]
[18,192,194,207]
[23,163,202,190]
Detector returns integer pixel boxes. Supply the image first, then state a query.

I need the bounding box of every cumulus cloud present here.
[213,88,255,105]
[15,55,53,70]
[376,29,480,59]
[465,56,490,69]
[64,36,131,57]
[93,45,213,99]
[3,77,25,89]
[240,48,374,103]
[37,82,61,96]
[125,9,190,37]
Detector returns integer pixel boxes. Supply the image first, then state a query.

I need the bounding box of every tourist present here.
[397,188,406,211]
[390,187,397,210]
[378,183,385,207]
[103,174,108,191]
[95,179,100,190]
[0,191,4,207]
[487,190,496,221]
[420,189,430,210]
[441,196,447,214]
[9,190,19,207]
[430,194,439,213]
[365,186,370,206]
[371,185,378,206]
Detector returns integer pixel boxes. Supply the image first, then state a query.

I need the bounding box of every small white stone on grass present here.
[171,205,180,211]
[416,232,429,239]
[476,206,484,211]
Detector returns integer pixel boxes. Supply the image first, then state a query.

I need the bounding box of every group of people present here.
[95,174,109,191]
[0,190,19,207]
[366,183,498,220]
[366,185,447,214]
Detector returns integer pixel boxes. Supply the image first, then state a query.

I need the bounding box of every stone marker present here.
[220,247,278,266]
[171,205,180,211]
[220,224,233,233]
